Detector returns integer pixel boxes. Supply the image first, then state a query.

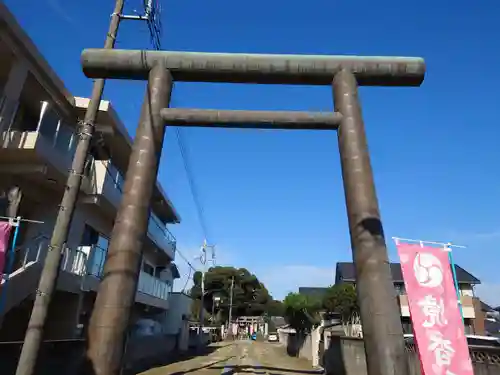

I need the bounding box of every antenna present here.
[120,0,163,50]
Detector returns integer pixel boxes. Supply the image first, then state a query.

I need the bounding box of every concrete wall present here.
[322,336,500,375]
[122,334,178,370]
[160,293,192,335]
[473,297,487,335]
[0,291,83,341]
[44,292,81,340]
[278,331,314,361]
[188,330,209,348]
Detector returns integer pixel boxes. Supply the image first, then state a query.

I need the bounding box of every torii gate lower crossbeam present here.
[160,108,342,130]
[80,50,426,375]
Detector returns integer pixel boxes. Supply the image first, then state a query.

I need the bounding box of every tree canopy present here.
[283,283,359,332]
[190,266,281,322]
[283,292,322,333]
[322,283,358,321]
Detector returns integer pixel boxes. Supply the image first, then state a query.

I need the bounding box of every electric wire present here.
[142,0,212,248]
[142,0,215,266]
[175,128,211,243]
[90,2,206,291]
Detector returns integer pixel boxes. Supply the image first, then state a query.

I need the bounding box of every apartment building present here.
[0,3,182,341]
[335,262,485,335]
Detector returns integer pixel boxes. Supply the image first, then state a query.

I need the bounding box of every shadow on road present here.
[213,365,323,375]
[124,344,236,375]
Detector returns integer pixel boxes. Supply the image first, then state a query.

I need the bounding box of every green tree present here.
[190,266,272,321]
[266,299,285,317]
[322,284,359,322]
[283,292,322,333]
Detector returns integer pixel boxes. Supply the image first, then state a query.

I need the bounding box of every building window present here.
[464,319,474,335]
[459,285,474,297]
[107,162,125,191]
[81,224,109,277]
[401,317,413,334]
[84,155,95,178]
[38,106,60,141]
[54,121,76,157]
[155,266,166,278]
[394,283,406,296]
[142,262,155,276]
[10,100,39,131]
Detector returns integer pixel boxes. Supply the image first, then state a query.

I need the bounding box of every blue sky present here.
[6,0,500,304]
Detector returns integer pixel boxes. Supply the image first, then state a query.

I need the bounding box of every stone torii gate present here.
[80,49,425,375]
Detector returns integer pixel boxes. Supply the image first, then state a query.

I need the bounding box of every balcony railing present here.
[137,271,172,300]
[1,234,49,278]
[1,100,77,173]
[61,245,171,301]
[82,160,176,258]
[3,234,171,302]
[147,214,176,257]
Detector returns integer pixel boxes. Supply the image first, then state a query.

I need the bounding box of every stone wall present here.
[322,336,500,375]
[278,331,314,361]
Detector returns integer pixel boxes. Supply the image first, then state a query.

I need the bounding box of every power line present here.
[135,1,215,258]
[175,247,198,272]
[175,128,211,243]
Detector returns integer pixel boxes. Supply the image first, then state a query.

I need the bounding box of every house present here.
[0,2,182,342]
[335,262,486,335]
[479,301,500,337]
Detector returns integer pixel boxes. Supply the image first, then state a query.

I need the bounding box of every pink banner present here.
[0,221,12,276]
[396,242,473,375]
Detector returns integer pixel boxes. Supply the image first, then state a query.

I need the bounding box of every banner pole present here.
[0,217,21,324]
[445,243,465,324]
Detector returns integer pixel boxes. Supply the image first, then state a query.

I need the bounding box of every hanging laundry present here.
[0,221,12,276]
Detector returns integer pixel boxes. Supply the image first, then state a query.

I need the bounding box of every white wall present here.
[460,284,474,297]
[159,292,192,335]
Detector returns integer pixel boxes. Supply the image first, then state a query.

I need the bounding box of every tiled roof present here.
[481,300,494,312]
[485,319,500,336]
[335,262,481,285]
[270,316,287,327]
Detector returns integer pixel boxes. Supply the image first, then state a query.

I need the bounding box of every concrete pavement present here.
[137,340,323,375]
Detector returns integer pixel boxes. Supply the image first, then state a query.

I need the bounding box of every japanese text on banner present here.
[396,242,473,375]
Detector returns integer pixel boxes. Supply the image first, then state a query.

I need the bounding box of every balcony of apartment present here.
[0,234,173,314]
[0,72,77,188]
[59,244,174,310]
[80,157,176,260]
[74,97,180,227]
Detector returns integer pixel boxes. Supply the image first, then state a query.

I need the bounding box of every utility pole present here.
[211,297,215,321]
[227,276,234,339]
[14,2,125,375]
[197,240,215,346]
[199,270,205,331]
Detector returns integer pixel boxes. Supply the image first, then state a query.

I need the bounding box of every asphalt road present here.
[137,340,323,375]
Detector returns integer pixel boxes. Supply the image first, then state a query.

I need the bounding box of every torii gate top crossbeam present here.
[81,49,425,86]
